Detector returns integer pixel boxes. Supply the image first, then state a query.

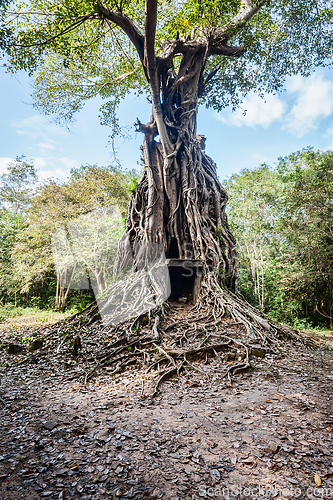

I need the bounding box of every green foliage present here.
[11,163,130,307]
[226,148,333,329]
[0,0,10,10]
[3,0,333,127]
[0,210,26,300]
[125,168,142,193]
[0,162,131,312]
[0,156,38,213]
[0,156,140,316]
[277,148,333,327]
[225,164,280,308]
[67,293,92,312]
[0,0,12,53]
[0,303,70,323]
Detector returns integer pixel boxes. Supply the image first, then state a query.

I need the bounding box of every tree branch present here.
[173,58,203,89]
[97,2,144,63]
[144,0,158,87]
[161,39,204,62]
[14,15,94,48]
[212,0,267,44]
[144,0,171,152]
[204,65,221,85]
[210,44,245,57]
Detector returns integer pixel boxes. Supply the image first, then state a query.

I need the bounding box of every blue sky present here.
[1,66,333,183]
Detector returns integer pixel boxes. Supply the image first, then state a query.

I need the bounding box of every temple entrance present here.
[166,259,203,303]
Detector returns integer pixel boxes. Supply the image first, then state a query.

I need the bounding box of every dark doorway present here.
[168,238,179,258]
[168,265,195,301]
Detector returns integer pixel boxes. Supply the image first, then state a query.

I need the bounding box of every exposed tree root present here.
[4,269,317,396]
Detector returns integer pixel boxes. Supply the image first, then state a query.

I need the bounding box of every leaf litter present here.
[0,305,333,499]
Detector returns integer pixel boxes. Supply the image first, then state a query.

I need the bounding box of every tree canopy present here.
[0,0,11,50]
[2,0,333,131]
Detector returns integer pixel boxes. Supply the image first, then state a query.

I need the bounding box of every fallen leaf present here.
[315,473,322,486]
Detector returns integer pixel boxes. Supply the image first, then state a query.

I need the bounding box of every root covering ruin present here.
[0,272,311,395]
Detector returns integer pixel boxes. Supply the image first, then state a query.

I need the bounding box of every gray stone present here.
[265,441,279,454]
[210,468,220,481]
[43,421,58,430]
[53,429,67,439]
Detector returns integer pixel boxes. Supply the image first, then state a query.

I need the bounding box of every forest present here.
[1,146,332,331]
[1,0,333,496]
[1,0,333,335]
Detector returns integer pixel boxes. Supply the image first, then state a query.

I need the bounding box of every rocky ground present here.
[0,318,333,500]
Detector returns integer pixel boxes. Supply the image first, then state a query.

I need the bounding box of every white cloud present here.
[0,155,78,181]
[33,157,48,169]
[0,155,72,180]
[38,142,56,153]
[0,157,14,174]
[216,93,285,128]
[33,156,79,180]
[251,152,268,163]
[284,74,333,137]
[58,157,79,170]
[323,124,333,150]
[11,115,68,139]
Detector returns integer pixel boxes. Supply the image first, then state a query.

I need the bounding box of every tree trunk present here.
[115,51,238,292]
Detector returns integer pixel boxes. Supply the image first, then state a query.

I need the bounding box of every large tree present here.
[2,0,333,327]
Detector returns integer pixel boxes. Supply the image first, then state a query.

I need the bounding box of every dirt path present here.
[1,329,333,500]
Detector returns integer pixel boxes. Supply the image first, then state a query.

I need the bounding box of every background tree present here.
[12,164,131,310]
[0,156,38,214]
[0,0,11,54]
[4,0,333,300]
[0,210,26,306]
[225,165,280,309]
[0,157,38,307]
[226,148,333,329]
[277,149,333,328]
